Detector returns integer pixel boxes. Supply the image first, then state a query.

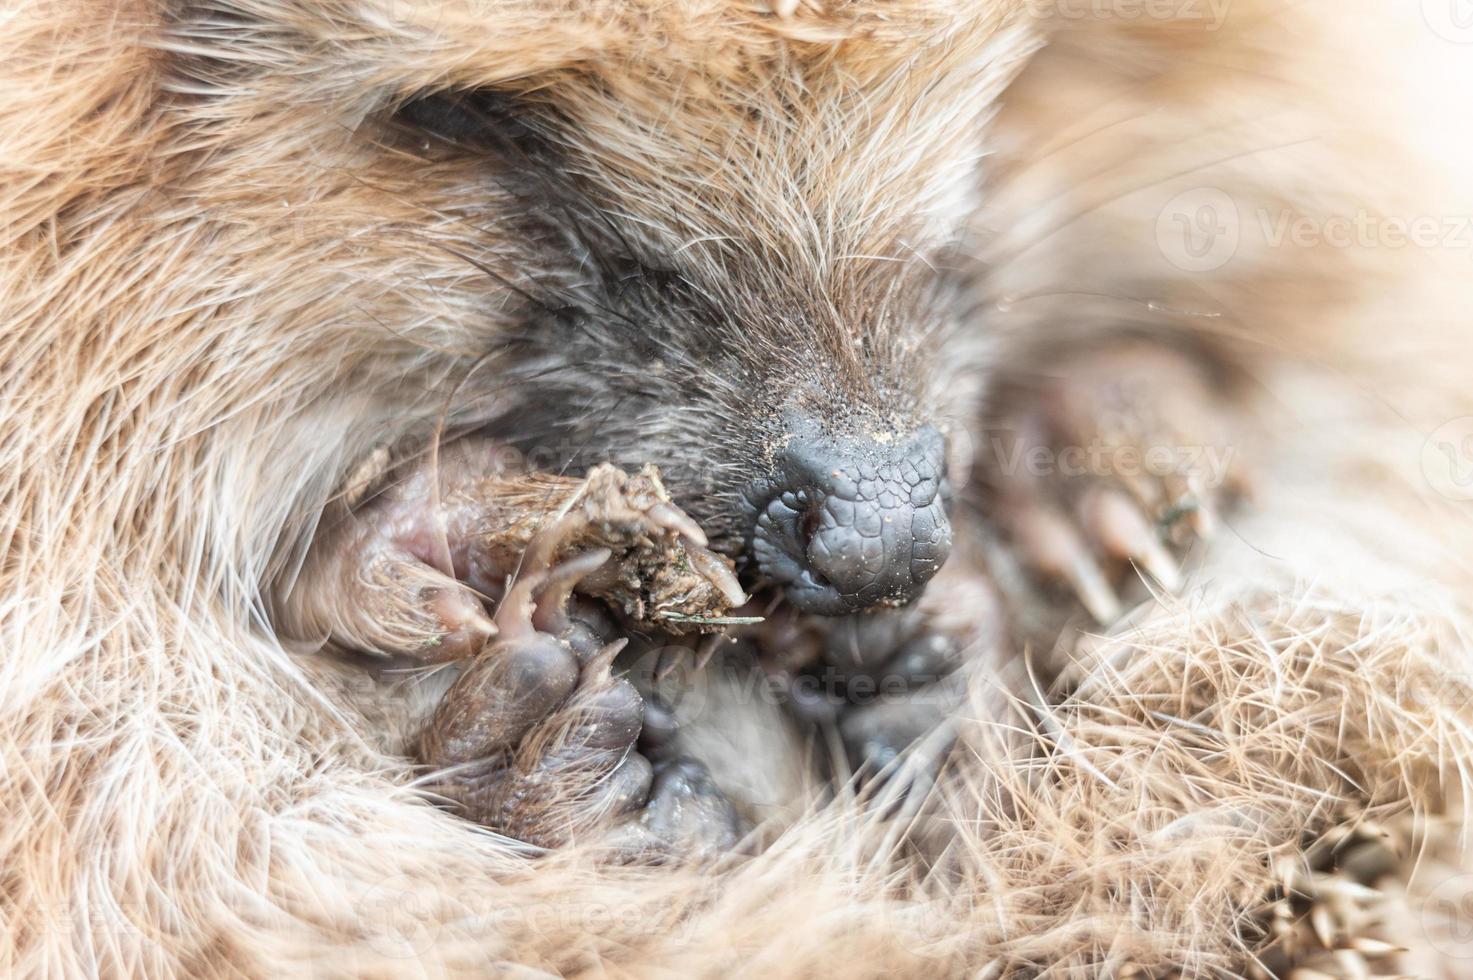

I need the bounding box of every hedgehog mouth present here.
[749,487,855,616]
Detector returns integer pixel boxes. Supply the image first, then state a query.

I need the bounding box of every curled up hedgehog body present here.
[5,0,1473,976]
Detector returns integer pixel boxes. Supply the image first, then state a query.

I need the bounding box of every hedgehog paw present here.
[990,341,1249,624]
[276,441,742,662]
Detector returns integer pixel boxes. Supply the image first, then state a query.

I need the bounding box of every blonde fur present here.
[3,0,1472,976]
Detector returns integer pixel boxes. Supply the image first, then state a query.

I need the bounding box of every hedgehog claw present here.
[990,341,1242,620]
[648,501,708,547]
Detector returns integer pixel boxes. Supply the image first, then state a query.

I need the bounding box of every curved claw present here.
[648,501,708,547]
[1067,557,1121,625]
[1178,472,1218,539]
[582,638,629,685]
[500,547,611,644]
[682,540,746,606]
[654,646,683,684]
[1012,499,1123,624]
[519,512,585,578]
[530,548,613,638]
[494,568,550,642]
[1080,487,1182,593]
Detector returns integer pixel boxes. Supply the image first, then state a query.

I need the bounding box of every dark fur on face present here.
[391,90,987,602]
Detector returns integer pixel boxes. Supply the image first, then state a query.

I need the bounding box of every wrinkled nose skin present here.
[746,420,953,615]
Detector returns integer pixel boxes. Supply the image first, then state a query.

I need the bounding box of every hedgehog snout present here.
[747,421,953,615]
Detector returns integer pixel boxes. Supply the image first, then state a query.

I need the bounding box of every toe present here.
[885,633,963,690]
[1008,497,1122,624]
[1077,486,1182,592]
[572,676,646,753]
[583,752,654,821]
[281,535,495,662]
[637,695,680,755]
[838,675,965,784]
[421,634,580,765]
[528,549,613,656]
[638,758,742,856]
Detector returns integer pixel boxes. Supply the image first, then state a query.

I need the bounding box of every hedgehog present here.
[6,0,1471,976]
[252,16,1238,846]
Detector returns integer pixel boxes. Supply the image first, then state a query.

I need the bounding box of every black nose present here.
[748,421,952,615]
